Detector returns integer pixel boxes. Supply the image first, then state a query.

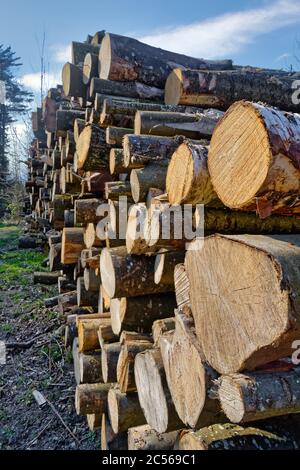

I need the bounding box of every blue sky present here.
[1,0,300,105]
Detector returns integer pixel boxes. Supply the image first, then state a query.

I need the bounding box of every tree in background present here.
[0,45,32,216]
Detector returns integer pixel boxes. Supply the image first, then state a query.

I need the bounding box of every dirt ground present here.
[0,224,99,450]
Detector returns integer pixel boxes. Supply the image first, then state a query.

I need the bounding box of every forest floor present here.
[0,223,99,450]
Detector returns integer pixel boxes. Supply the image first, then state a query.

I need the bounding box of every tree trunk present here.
[154,251,185,286]
[33,271,60,285]
[84,170,113,193]
[110,293,176,335]
[128,425,179,450]
[101,342,121,383]
[61,228,84,264]
[76,124,111,171]
[106,126,133,146]
[83,223,102,248]
[130,163,167,203]
[135,109,222,138]
[79,351,103,383]
[100,246,173,298]
[53,195,73,230]
[108,388,146,433]
[185,234,300,374]
[99,32,232,88]
[75,383,110,415]
[208,101,300,218]
[90,77,164,101]
[219,367,300,423]
[165,68,300,112]
[135,348,184,433]
[109,148,132,175]
[98,323,118,349]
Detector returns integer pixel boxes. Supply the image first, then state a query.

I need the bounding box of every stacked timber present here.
[24,28,300,451]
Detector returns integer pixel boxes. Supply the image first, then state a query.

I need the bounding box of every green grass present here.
[0,224,21,249]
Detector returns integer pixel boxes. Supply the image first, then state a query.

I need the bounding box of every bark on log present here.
[61,228,84,264]
[33,271,60,285]
[185,234,300,374]
[104,181,132,201]
[75,383,110,415]
[72,338,81,385]
[74,118,86,143]
[101,342,121,383]
[106,126,133,146]
[71,41,99,67]
[130,163,167,203]
[165,68,300,111]
[74,198,103,225]
[152,318,176,345]
[19,236,40,249]
[58,291,78,314]
[84,170,113,193]
[135,348,184,433]
[62,62,86,98]
[53,195,73,230]
[128,425,179,451]
[83,267,100,291]
[98,322,118,349]
[208,101,300,218]
[117,340,153,393]
[90,77,164,101]
[76,124,111,171]
[135,109,222,138]
[109,148,131,175]
[58,276,76,294]
[87,413,102,431]
[77,277,99,308]
[99,32,232,88]
[219,367,300,423]
[101,413,128,450]
[110,293,176,335]
[79,351,103,383]
[154,251,185,286]
[100,246,173,298]
[108,388,146,434]
[49,242,62,271]
[56,109,85,133]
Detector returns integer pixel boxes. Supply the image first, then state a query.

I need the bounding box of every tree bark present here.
[76,124,111,171]
[76,277,99,308]
[208,101,300,218]
[83,267,100,291]
[49,243,62,271]
[71,41,100,67]
[62,62,86,98]
[106,126,133,146]
[154,251,185,286]
[128,425,179,450]
[101,342,121,383]
[99,32,232,88]
[87,413,102,431]
[108,388,146,433]
[79,351,103,383]
[101,413,128,450]
[117,340,153,393]
[56,109,85,133]
[130,163,167,203]
[74,198,103,225]
[104,181,132,201]
[33,271,60,285]
[185,234,300,374]
[90,77,164,101]
[75,383,110,415]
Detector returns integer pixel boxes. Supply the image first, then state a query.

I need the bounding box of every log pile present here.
[24,29,300,451]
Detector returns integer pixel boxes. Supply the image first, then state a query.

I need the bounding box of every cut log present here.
[101,413,128,450]
[74,118,86,143]
[71,41,99,67]
[104,181,132,200]
[106,126,133,146]
[126,204,150,255]
[58,276,76,294]
[98,322,118,349]
[160,313,223,429]
[152,318,176,345]
[166,143,220,206]
[77,317,102,352]
[165,68,300,111]
[49,243,62,271]
[100,246,173,298]
[101,342,121,383]
[62,62,86,98]
[76,277,99,308]
[99,32,232,88]
[109,148,131,175]
[61,228,84,264]
[72,338,81,385]
[185,234,300,374]
[128,425,179,451]
[110,293,176,335]
[83,223,102,249]
[19,236,40,249]
[90,77,164,101]
[58,291,78,314]
[154,251,185,286]
[117,340,153,393]
[83,267,100,291]
[33,271,60,285]
[135,348,184,433]
[91,30,106,46]
[79,351,103,384]
[53,195,73,230]
[108,388,146,433]
[76,124,111,171]
[174,263,190,309]
[87,413,102,431]
[130,163,167,203]
[219,367,300,423]
[83,53,99,85]
[175,423,299,450]
[75,383,110,415]
[135,109,222,138]
[208,101,300,218]
[56,109,85,133]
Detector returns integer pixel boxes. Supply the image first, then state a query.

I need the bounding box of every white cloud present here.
[139,0,300,59]
[20,72,61,92]
[276,52,292,62]
[51,44,72,64]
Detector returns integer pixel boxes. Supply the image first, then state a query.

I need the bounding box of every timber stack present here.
[24,29,300,451]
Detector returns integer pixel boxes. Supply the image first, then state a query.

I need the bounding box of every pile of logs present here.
[24,30,300,451]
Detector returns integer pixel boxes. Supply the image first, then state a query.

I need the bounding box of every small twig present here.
[26,418,54,448]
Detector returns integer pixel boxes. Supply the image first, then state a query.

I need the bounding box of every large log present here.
[135,348,184,433]
[49,242,62,271]
[130,163,167,203]
[154,251,185,286]
[56,109,85,133]
[175,422,299,450]
[208,101,300,218]
[106,126,133,146]
[100,246,173,298]
[166,143,220,205]
[101,342,121,383]
[83,53,99,85]
[76,124,111,171]
[185,234,300,374]
[117,339,153,393]
[83,267,101,291]
[165,68,300,111]
[99,32,232,88]
[110,293,176,335]
[76,277,99,308]
[33,271,60,285]
[61,228,84,264]
[219,367,300,423]
[128,425,179,451]
[79,351,103,384]
[71,41,99,67]
[135,109,223,138]
[75,383,110,415]
[74,198,103,225]
[62,62,86,98]
[101,413,128,450]
[108,388,146,433]
[90,77,164,101]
